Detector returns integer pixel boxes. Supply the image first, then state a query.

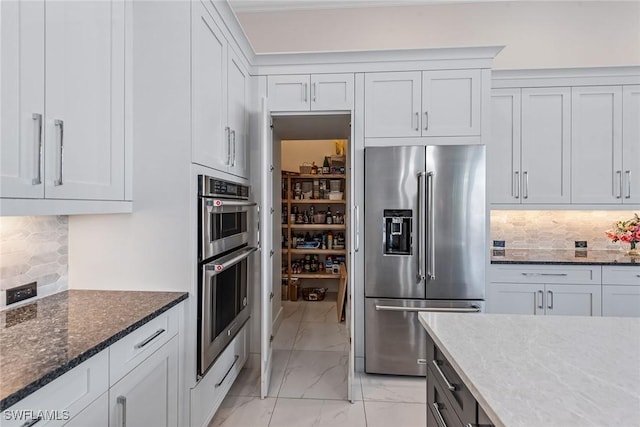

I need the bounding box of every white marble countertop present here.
[418,313,640,427]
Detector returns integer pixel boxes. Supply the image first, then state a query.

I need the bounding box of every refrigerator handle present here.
[426,171,435,280]
[417,172,426,283]
[375,305,481,313]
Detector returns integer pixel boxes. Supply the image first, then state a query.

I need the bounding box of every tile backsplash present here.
[490,210,639,250]
[0,216,68,305]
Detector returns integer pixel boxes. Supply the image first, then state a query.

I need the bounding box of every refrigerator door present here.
[364,298,483,376]
[364,146,425,299]
[425,145,486,300]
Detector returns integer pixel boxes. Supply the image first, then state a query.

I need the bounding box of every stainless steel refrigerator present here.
[364,145,486,376]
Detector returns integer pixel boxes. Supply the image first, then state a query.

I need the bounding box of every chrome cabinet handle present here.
[432,360,456,391]
[417,172,426,282]
[625,171,631,199]
[32,113,43,185]
[375,305,480,313]
[424,111,429,131]
[54,120,64,186]
[312,82,316,102]
[117,395,127,427]
[537,290,544,309]
[547,290,553,309]
[616,171,622,198]
[432,403,449,427]
[303,83,308,103]
[427,171,435,280]
[231,130,236,167]
[215,355,240,387]
[134,328,166,349]
[225,127,231,165]
[521,272,568,277]
[514,171,520,199]
[354,205,360,253]
[523,171,528,199]
[415,112,419,131]
[20,416,43,427]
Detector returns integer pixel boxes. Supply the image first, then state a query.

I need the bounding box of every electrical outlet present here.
[493,240,506,248]
[6,282,37,305]
[575,241,588,249]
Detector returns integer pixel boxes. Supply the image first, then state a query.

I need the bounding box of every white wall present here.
[235,1,640,69]
[281,140,337,173]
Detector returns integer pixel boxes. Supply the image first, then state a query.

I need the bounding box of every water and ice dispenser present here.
[383,209,412,255]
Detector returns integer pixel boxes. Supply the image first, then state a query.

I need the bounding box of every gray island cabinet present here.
[418,312,640,427]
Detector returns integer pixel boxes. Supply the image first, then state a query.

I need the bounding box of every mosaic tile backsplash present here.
[490,210,639,250]
[0,216,68,295]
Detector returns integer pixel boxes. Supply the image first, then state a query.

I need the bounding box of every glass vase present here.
[628,241,640,257]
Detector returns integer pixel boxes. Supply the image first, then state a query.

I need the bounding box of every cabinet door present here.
[227,48,248,178]
[489,89,521,204]
[64,392,108,427]
[571,86,623,204]
[1,0,45,199]
[364,71,421,138]
[267,75,310,111]
[521,88,571,204]
[544,284,602,316]
[44,0,125,200]
[109,337,178,427]
[487,283,542,315]
[310,73,354,111]
[622,85,640,204]
[192,2,229,172]
[422,69,481,136]
[603,285,640,317]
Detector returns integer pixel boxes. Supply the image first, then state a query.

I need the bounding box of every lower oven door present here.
[199,245,257,378]
[200,198,256,261]
[364,298,483,376]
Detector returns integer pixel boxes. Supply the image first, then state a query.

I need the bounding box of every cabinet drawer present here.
[602,266,640,285]
[427,366,464,427]
[3,351,108,427]
[491,265,601,284]
[428,345,476,424]
[109,305,179,385]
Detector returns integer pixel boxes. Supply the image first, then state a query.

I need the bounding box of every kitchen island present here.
[418,312,640,427]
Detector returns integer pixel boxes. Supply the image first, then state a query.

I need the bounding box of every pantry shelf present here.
[289,224,346,230]
[290,273,341,279]
[286,249,347,255]
[289,199,345,204]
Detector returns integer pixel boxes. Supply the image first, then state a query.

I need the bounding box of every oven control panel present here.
[199,175,249,199]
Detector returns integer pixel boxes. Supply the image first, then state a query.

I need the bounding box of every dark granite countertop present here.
[0,290,188,411]
[491,248,640,265]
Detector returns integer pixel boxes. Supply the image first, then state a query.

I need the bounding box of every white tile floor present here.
[209,299,427,427]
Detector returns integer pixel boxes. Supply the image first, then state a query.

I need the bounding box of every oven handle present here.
[206,199,257,208]
[204,246,258,276]
[375,305,481,313]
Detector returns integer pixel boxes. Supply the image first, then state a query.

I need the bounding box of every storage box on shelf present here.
[281,172,347,300]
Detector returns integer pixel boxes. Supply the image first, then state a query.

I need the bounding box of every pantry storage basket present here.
[299,163,312,174]
[302,287,328,301]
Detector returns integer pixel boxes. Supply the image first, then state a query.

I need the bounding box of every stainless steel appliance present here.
[198,175,257,378]
[364,145,486,376]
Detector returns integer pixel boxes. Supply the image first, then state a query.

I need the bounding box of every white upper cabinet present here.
[364,69,481,138]
[623,85,640,204]
[521,88,571,204]
[489,87,570,205]
[571,86,623,204]
[1,0,127,205]
[191,2,248,178]
[267,73,354,111]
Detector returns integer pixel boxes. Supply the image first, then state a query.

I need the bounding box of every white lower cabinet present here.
[602,266,640,317]
[190,323,248,427]
[64,392,108,427]
[109,335,179,427]
[488,265,602,316]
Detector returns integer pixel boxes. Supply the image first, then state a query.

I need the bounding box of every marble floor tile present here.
[301,300,339,323]
[208,396,276,427]
[360,373,427,403]
[269,398,366,427]
[272,320,300,350]
[280,301,306,323]
[363,401,426,427]
[278,350,348,400]
[228,350,290,397]
[351,371,364,401]
[293,322,348,352]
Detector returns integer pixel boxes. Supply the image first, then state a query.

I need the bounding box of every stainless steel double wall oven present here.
[198,175,257,378]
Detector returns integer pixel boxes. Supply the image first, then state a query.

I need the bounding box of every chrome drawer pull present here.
[521,272,568,277]
[432,403,449,427]
[215,354,240,387]
[134,328,165,349]
[20,416,43,427]
[432,360,456,391]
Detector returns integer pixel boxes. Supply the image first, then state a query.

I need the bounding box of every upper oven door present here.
[200,198,257,261]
